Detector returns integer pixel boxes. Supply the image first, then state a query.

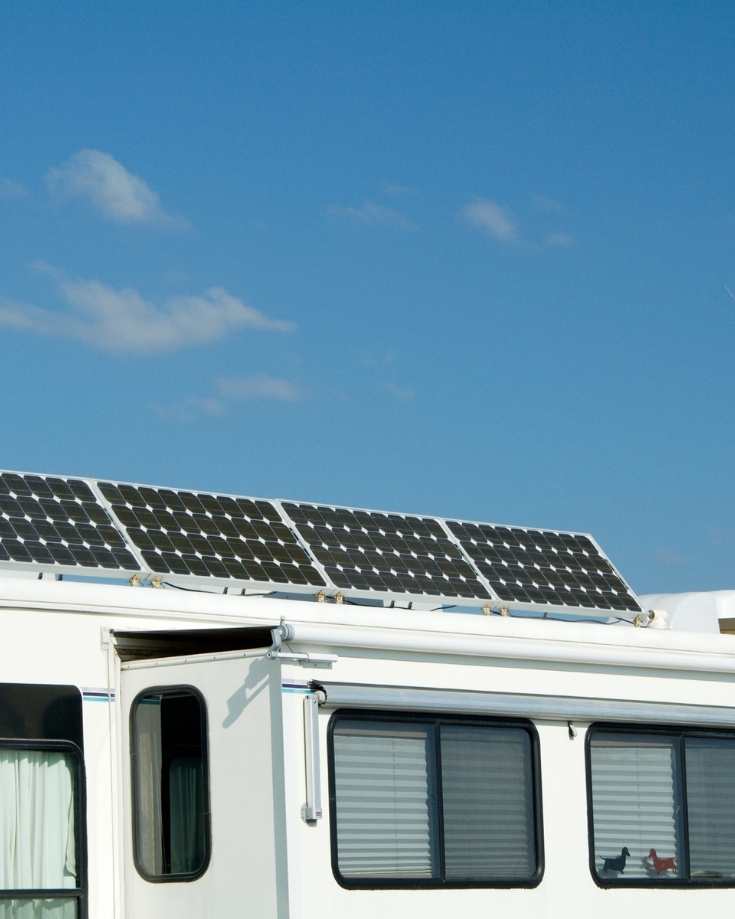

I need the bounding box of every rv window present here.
[685,736,735,880]
[588,727,735,886]
[328,712,542,888]
[0,745,83,917]
[131,686,210,881]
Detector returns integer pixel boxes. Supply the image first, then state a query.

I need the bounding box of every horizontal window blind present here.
[686,737,735,880]
[330,714,539,886]
[332,721,437,879]
[441,726,535,880]
[590,735,681,880]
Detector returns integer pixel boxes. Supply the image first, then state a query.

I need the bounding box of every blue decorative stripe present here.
[82,689,115,702]
[282,682,312,694]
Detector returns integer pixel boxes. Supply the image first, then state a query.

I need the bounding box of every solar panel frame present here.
[0,469,642,616]
[96,479,328,596]
[0,469,143,581]
[277,498,495,608]
[276,498,641,615]
[440,515,641,615]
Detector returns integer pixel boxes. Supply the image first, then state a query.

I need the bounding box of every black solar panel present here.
[0,472,138,571]
[446,520,640,612]
[0,469,641,614]
[99,482,325,588]
[282,501,491,601]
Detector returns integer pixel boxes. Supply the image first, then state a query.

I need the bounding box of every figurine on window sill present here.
[646,849,677,874]
[601,847,631,874]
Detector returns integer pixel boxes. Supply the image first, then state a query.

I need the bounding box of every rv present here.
[0,469,734,918]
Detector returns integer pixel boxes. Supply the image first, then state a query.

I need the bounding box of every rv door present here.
[116,629,288,919]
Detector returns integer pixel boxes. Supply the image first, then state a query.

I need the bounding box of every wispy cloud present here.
[463,197,575,249]
[218,374,303,402]
[0,178,28,200]
[156,396,229,422]
[155,374,305,422]
[46,149,185,227]
[384,382,415,401]
[532,194,564,214]
[654,547,689,568]
[325,200,416,230]
[461,198,518,243]
[543,231,575,249]
[360,350,397,370]
[0,265,294,353]
[382,183,416,197]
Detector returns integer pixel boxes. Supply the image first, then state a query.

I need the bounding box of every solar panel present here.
[445,519,641,613]
[0,471,138,573]
[98,481,325,589]
[0,469,641,616]
[281,501,492,601]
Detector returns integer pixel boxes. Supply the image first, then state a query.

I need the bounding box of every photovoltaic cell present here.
[282,501,491,600]
[446,520,640,612]
[99,482,325,588]
[0,472,138,571]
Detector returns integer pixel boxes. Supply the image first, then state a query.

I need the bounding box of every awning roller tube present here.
[315,682,735,728]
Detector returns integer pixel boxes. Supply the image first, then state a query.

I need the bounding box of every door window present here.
[131,687,210,881]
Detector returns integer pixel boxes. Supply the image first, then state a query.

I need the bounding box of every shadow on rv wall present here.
[217,656,290,917]
[222,656,273,729]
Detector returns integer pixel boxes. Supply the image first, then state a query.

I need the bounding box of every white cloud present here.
[543,231,575,249]
[155,396,228,423]
[0,268,294,353]
[155,374,304,422]
[461,198,518,243]
[0,178,28,200]
[217,374,303,402]
[46,149,185,226]
[325,200,416,230]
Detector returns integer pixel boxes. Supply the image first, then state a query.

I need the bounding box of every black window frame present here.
[586,723,735,889]
[130,684,211,884]
[327,709,544,890]
[0,737,88,919]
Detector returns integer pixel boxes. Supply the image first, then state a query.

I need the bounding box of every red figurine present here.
[648,849,676,873]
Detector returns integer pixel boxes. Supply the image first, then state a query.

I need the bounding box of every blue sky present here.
[1,2,734,595]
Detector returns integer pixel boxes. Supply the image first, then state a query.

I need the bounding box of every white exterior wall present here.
[0,581,276,919]
[280,647,735,918]
[1,578,735,917]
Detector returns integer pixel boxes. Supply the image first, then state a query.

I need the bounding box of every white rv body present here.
[1,576,735,917]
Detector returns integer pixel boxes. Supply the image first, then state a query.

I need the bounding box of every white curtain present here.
[0,750,77,918]
[133,699,163,876]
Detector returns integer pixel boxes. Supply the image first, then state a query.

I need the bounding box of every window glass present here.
[0,900,76,919]
[441,725,535,880]
[0,750,78,889]
[332,720,438,879]
[132,688,209,879]
[590,733,682,880]
[331,715,539,886]
[0,749,79,917]
[686,736,735,881]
